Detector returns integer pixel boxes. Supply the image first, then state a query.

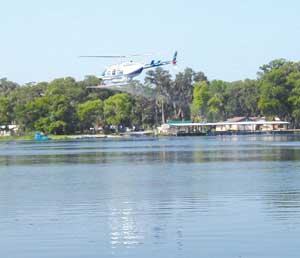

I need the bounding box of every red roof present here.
[226,116,262,122]
[226,117,247,122]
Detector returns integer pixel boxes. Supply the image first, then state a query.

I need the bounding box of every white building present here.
[0,125,19,136]
[215,117,288,132]
[160,117,289,135]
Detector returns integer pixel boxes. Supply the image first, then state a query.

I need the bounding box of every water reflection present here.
[1,145,300,166]
[109,206,144,248]
[0,135,300,258]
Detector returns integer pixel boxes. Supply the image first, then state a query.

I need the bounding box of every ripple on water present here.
[0,136,300,258]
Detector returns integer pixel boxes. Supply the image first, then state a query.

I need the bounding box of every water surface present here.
[1,135,300,258]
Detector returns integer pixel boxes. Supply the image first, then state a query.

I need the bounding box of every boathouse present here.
[157,117,289,135]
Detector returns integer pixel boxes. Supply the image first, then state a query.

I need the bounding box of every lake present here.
[0,135,300,258]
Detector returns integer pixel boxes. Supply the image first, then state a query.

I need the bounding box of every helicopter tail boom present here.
[143,51,178,69]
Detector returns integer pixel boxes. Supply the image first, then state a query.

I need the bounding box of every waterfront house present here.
[0,125,19,136]
[215,116,288,132]
[159,117,289,135]
[216,117,258,132]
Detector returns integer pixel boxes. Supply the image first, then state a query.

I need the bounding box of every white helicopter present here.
[80,51,177,88]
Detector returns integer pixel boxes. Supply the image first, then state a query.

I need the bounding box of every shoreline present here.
[1,130,300,141]
[0,134,125,141]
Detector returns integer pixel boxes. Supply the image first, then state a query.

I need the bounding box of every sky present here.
[1,0,300,84]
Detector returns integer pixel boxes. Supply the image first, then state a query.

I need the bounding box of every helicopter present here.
[80,51,177,88]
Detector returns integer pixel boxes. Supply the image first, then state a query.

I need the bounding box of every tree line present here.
[1,58,300,135]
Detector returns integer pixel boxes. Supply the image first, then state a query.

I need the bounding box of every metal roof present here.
[169,121,289,127]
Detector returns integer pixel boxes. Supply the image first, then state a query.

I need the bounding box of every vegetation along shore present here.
[1,58,300,138]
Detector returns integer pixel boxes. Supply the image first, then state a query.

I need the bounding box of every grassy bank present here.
[0,133,124,141]
[0,134,75,141]
[0,135,35,141]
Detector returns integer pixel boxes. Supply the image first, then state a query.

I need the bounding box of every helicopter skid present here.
[87,82,130,89]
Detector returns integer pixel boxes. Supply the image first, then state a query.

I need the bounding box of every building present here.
[0,125,19,137]
[215,117,288,132]
[157,117,289,135]
[216,117,257,132]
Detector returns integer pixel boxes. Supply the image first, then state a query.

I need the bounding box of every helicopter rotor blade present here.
[79,55,126,58]
[79,53,153,58]
[127,53,153,57]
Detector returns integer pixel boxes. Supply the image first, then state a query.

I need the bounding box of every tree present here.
[0,97,11,125]
[145,68,172,124]
[207,80,230,121]
[258,59,299,120]
[16,78,82,134]
[0,78,19,97]
[82,75,100,88]
[104,93,133,129]
[2,58,300,136]
[131,96,156,129]
[46,77,86,99]
[44,94,77,134]
[77,99,104,131]
[171,68,195,120]
[194,71,208,83]
[288,72,300,127]
[18,96,50,132]
[191,81,210,121]
[225,79,260,118]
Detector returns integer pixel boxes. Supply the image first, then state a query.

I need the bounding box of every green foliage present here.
[171,68,195,119]
[225,79,260,117]
[0,78,19,97]
[131,96,156,129]
[207,80,229,121]
[144,67,205,123]
[82,75,100,88]
[191,81,210,121]
[104,93,133,128]
[0,97,11,125]
[288,73,300,127]
[46,77,87,101]
[77,99,104,130]
[145,67,172,124]
[258,59,300,120]
[13,78,81,134]
[3,58,300,135]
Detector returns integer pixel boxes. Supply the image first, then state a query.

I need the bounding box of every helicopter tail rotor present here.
[172,51,178,65]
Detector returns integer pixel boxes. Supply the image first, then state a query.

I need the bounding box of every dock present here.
[158,117,290,136]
